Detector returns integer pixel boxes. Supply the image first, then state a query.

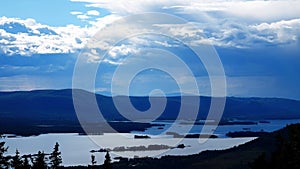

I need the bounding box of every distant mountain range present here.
[0,89,299,135]
[0,89,299,121]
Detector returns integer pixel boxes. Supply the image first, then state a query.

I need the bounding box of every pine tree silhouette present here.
[91,154,97,166]
[11,149,23,169]
[89,154,97,169]
[22,157,31,169]
[0,142,9,168]
[32,151,47,169]
[49,142,62,169]
[103,151,112,169]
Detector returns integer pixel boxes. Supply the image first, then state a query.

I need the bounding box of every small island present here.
[166,132,218,138]
[226,131,269,138]
[134,135,151,139]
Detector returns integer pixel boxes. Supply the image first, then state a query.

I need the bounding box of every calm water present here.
[2,133,255,166]
[135,119,300,137]
[1,119,299,166]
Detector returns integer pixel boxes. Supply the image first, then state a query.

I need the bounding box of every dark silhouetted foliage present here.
[50,142,62,169]
[11,149,23,169]
[249,124,300,169]
[22,157,31,169]
[91,154,96,166]
[32,151,47,169]
[249,153,268,169]
[0,142,9,168]
[103,151,112,169]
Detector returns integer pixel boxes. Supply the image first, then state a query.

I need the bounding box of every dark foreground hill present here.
[0,89,300,135]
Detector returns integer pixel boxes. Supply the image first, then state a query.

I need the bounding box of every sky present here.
[0,0,300,99]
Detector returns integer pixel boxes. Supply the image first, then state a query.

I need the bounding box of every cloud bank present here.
[0,16,93,55]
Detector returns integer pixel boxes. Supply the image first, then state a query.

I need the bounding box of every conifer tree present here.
[23,157,31,169]
[91,154,96,166]
[49,142,62,169]
[11,149,23,169]
[103,151,112,169]
[32,151,47,169]
[0,142,9,168]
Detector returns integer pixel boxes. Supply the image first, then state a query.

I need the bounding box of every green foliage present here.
[32,151,47,169]
[50,142,62,169]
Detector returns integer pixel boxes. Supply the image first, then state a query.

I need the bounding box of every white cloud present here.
[77,14,90,20]
[0,16,96,55]
[223,1,300,22]
[79,16,300,65]
[87,10,100,16]
[1,1,300,56]
[70,10,100,22]
[150,18,300,48]
[67,0,300,51]
[71,0,183,14]
[70,11,83,15]
[88,14,121,28]
[71,0,300,22]
[153,40,174,48]
[108,44,139,59]
[251,19,300,45]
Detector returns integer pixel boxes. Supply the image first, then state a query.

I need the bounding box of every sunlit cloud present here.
[70,0,300,22]
[0,16,94,55]
[1,0,300,55]
[70,11,83,15]
[87,10,100,16]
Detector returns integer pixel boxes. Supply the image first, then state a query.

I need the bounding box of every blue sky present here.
[0,0,300,99]
[0,0,110,26]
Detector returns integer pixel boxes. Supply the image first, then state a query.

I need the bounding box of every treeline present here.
[0,140,113,169]
[0,142,62,169]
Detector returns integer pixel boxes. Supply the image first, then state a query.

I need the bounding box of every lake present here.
[1,119,299,166]
[134,119,300,137]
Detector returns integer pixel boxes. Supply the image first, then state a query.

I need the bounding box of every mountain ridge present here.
[0,89,300,135]
[1,88,300,120]
[1,88,299,101]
